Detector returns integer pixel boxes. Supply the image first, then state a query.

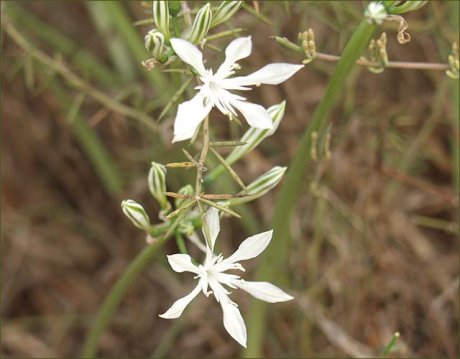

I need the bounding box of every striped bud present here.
[225,101,286,166]
[148,162,170,210]
[211,1,243,28]
[175,184,194,208]
[145,29,165,58]
[153,1,170,39]
[386,1,427,14]
[121,199,151,230]
[227,166,287,206]
[188,3,212,44]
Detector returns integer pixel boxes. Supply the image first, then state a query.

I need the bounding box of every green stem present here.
[243,19,375,357]
[81,214,184,358]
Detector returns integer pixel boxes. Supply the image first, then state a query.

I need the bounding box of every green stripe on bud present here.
[148,162,170,211]
[386,1,427,14]
[188,3,212,44]
[175,184,194,208]
[226,101,286,166]
[145,29,165,58]
[153,1,170,39]
[227,166,287,206]
[211,1,243,28]
[121,199,151,230]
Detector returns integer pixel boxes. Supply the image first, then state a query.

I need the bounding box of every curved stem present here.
[81,214,184,358]
[243,19,376,357]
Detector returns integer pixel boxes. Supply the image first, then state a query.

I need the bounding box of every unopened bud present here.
[145,29,165,59]
[387,0,427,14]
[148,162,170,211]
[168,0,181,17]
[227,166,287,206]
[121,199,151,230]
[188,3,212,44]
[225,101,286,166]
[211,1,243,28]
[153,1,170,39]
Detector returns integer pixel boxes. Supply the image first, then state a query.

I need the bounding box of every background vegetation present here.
[2,1,459,357]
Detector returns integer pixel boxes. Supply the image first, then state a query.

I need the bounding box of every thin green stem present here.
[243,19,376,357]
[81,214,185,357]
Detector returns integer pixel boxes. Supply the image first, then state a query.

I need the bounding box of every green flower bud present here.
[225,101,286,166]
[386,1,427,15]
[148,162,170,211]
[168,0,181,16]
[145,29,165,58]
[227,166,287,206]
[188,3,212,44]
[121,199,151,230]
[211,1,243,28]
[153,1,170,39]
[175,184,194,208]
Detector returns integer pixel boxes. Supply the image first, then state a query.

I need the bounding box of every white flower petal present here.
[202,207,220,251]
[221,298,247,347]
[170,38,206,76]
[173,93,212,142]
[233,63,304,86]
[167,254,199,274]
[236,280,294,303]
[225,230,273,263]
[232,100,273,129]
[159,283,201,319]
[215,36,252,78]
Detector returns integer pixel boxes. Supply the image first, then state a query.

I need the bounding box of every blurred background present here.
[1,1,459,358]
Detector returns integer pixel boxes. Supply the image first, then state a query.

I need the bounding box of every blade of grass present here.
[5,3,118,87]
[243,19,375,357]
[50,81,123,195]
[81,213,185,357]
[86,2,138,83]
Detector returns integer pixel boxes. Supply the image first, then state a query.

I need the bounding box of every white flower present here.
[169,36,304,142]
[365,2,387,25]
[159,208,293,347]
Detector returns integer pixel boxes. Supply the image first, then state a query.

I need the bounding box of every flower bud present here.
[148,162,170,210]
[188,3,212,44]
[175,184,194,208]
[227,166,287,206]
[386,1,427,14]
[145,29,165,58]
[121,199,151,230]
[365,2,387,25]
[225,101,286,166]
[211,1,243,28]
[153,1,170,39]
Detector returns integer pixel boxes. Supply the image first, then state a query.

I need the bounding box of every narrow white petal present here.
[173,93,212,142]
[232,100,273,130]
[236,280,294,303]
[170,38,206,76]
[202,207,220,251]
[232,63,304,86]
[167,254,199,274]
[225,230,273,263]
[215,36,252,78]
[221,298,247,347]
[159,283,201,319]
